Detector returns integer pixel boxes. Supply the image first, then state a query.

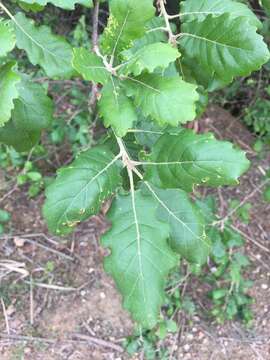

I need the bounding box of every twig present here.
[0,298,10,335]
[230,224,270,254]
[29,275,34,326]
[24,281,78,292]
[214,178,270,226]
[92,0,100,49]
[0,260,29,277]
[0,333,124,352]
[72,333,124,353]
[0,236,74,261]
[0,185,18,204]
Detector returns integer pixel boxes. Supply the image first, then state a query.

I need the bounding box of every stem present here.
[89,0,100,113]
[157,0,177,46]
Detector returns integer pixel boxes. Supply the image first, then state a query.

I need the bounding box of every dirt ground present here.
[0,106,270,360]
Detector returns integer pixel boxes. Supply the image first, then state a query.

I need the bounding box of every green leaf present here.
[124,74,199,126]
[17,0,91,10]
[179,14,270,85]
[0,209,11,223]
[72,48,110,84]
[120,43,180,76]
[0,20,16,57]
[134,117,168,149]
[144,130,250,192]
[0,77,54,151]
[0,62,21,127]
[263,187,270,202]
[99,79,137,137]
[0,121,40,152]
[262,0,270,16]
[101,0,155,56]
[14,13,74,78]
[144,185,210,265]
[180,0,262,28]
[17,1,45,12]
[43,146,121,235]
[101,190,178,328]
[13,77,54,130]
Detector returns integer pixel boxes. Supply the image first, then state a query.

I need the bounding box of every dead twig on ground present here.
[0,235,74,261]
[1,298,10,335]
[230,224,270,254]
[0,333,124,353]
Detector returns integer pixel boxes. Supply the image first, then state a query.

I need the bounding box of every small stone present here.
[261,284,268,290]
[13,237,25,248]
[183,344,190,352]
[100,292,106,299]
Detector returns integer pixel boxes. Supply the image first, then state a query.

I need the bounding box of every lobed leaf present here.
[0,62,21,127]
[14,13,74,78]
[179,14,270,86]
[180,0,261,28]
[124,74,199,126]
[101,0,155,56]
[101,190,178,329]
[43,146,121,235]
[120,42,180,76]
[72,48,110,84]
[144,130,250,192]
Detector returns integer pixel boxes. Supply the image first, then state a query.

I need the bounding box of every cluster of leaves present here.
[244,96,270,138]
[0,0,269,329]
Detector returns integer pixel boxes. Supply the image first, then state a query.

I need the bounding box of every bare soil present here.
[0,106,270,360]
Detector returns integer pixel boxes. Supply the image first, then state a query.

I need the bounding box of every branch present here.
[92,0,100,50]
